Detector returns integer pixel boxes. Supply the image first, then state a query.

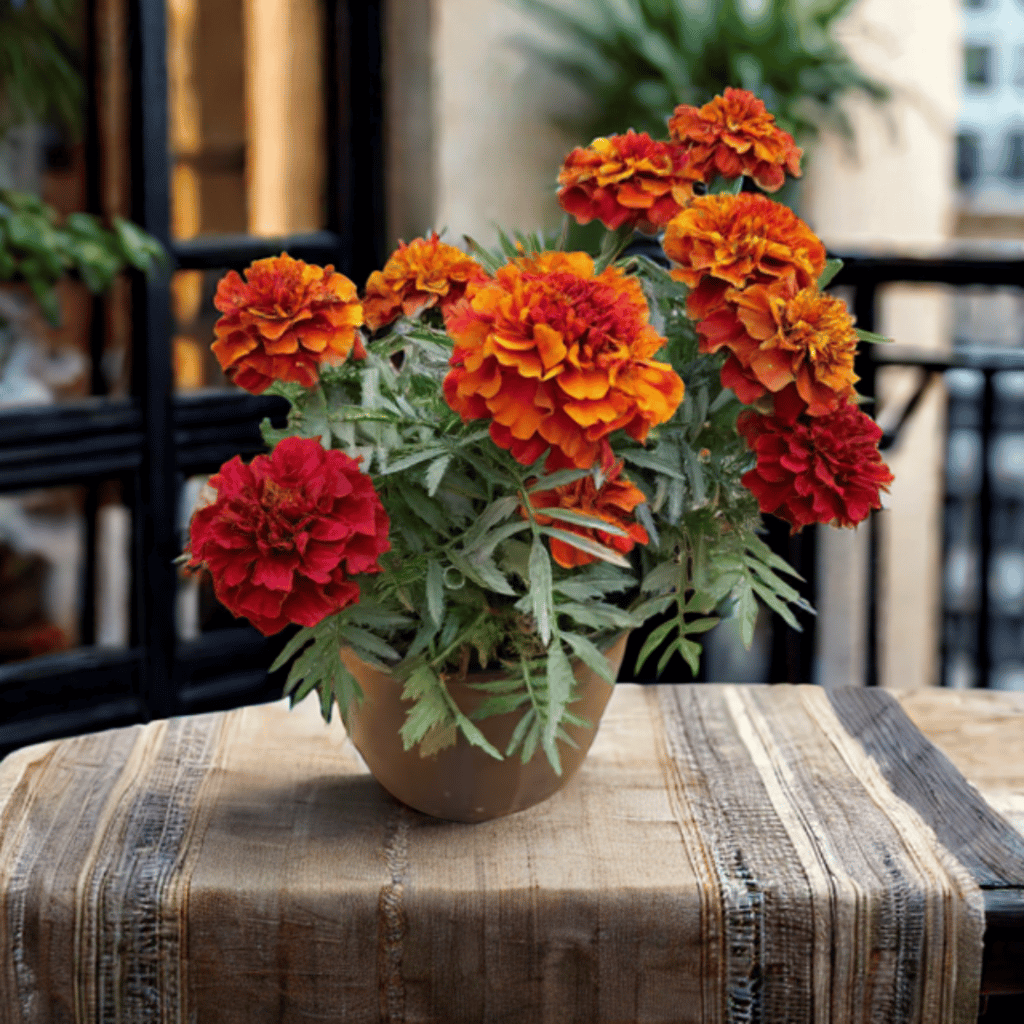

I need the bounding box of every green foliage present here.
[0,189,166,324]
[268,284,811,770]
[511,0,890,146]
[0,0,82,143]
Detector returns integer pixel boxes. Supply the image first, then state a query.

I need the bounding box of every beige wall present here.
[388,0,577,249]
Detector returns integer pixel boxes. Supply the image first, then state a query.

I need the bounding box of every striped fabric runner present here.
[0,684,1012,1024]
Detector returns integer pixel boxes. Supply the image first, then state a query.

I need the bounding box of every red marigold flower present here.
[737,403,894,531]
[443,251,685,470]
[186,436,390,636]
[362,232,488,331]
[668,87,803,193]
[212,254,365,395]
[662,193,826,320]
[528,463,649,568]
[699,283,859,416]
[557,131,699,232]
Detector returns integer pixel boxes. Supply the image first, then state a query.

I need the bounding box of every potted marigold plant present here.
[185,88,893,822]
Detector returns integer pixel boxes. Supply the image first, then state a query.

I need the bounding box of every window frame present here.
[0,0,385,756]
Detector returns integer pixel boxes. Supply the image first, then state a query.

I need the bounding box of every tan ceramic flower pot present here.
[341,633,629,822]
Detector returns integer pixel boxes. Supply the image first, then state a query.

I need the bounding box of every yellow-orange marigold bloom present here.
[528,464,649,568]
[362,232,488,331]
[699,283,859,416]
[668,87,803,193]
[663,193,826,320]
[212,254,364,394]
[557,131,698,232]
[443,251,684,470]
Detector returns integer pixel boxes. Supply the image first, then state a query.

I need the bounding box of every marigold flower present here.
[699,283,859,415]
[362,232,488,331]
[557,131,699,232]
[443,251,684,469]
[737,403,894,531]
[663,193,826,320]
[212,254,364,394]
[187,436,390,636]
[528,464,649,568]
[668,87,802,192]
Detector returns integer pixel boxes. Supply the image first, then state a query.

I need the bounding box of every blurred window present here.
[1002,131,1024,180]
[1015,44,1024,87]
[957,132,982,185]
[965,44,994,87]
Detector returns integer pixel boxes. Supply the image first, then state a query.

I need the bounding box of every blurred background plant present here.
[0,0,83,145]
[512,0,890,153]
[0,0,163,328]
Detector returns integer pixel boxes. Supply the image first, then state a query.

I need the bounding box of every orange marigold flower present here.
[557,131,699,232]
[362,232,488,331]
[663,193,826,320]
[668,87,803,192]
[443,251,684,470]
[212,254,364,395]
[528,463,649,568]
[699,283,859,416]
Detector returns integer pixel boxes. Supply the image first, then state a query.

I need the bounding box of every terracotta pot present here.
[341,633,629,822]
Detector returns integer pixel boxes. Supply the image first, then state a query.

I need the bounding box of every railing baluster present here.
[978,369,996,689]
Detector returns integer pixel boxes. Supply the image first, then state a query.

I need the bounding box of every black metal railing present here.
[826,255,1024,689]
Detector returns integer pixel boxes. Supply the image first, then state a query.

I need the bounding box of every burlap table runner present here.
[1,683,1019,1024]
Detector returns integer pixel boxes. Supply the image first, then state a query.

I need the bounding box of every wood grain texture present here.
[0,685,1006,1024]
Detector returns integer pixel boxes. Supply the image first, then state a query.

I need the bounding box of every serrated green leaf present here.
[631,593,676,623]
[544,642,575,766]
[448,549,517,596]
[540,527,631,568]
[338,624,400,662]
[736,584,759,648]
[271,626,318,674]
[529,537,553,645]
[534,505,629,538]
[681,616,720,635]
[676,638,703,676]
[642,560,679,593]
[380,445,448,475]
[562,632,616,684]
[635,619,677,674]
[426,558,445,627]
[505,707,537,758]
[520,717,541,764]
[559,602,642,631]
[526,467,592,491]
[855,328,893,344]
[425,454,450,496]
[749,578,804,631]
[622,448,687,480]
[399,663,452,750]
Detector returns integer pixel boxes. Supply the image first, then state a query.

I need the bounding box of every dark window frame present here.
[0,0,384,757]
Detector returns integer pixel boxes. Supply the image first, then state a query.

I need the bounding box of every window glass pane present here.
[167,0,326,241]
[1002,132,1024,180]
[0,481,133,664]
[1014,45,1024,87]
[965,44,993,87]
[956,132,981,185]
[171,268,234,392]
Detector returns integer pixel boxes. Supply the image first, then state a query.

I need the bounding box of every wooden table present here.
[0,684,1021,1024]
